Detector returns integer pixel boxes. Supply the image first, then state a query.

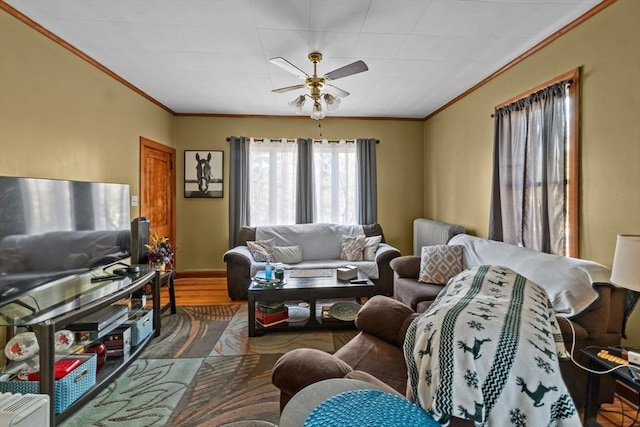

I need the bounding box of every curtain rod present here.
[491,79,573,118]
[226,137,379,144]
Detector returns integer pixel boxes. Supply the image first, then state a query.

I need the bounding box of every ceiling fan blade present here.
[272,84,306,93]
[325,60,368,81]
[325,84,350,98]
[269,57,308,79]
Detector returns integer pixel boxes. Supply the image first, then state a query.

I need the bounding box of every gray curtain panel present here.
[356,138,378,225]
[228,136,250,248]
[296,138,314,224]
[488,81,568,254]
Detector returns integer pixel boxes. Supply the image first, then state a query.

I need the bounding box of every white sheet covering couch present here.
[223,223,401,300]
[390,233,629,408]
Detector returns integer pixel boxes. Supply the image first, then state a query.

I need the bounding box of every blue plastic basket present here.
[126,309,153,346]
[0,354,97,414]
[304,389,438,427]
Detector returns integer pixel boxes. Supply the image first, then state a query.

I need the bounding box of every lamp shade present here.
[323,93,341,111]
[288,95,306,113]
[610,234,640,292]
[310,101,325,120]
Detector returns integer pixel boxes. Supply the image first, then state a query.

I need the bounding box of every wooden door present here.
[140,137,176,264]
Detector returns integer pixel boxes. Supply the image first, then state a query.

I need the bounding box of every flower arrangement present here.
[146,233,175,269]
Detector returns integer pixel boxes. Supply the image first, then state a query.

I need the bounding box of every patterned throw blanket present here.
[404,265,581,426]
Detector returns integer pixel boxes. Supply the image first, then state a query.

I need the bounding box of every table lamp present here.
[611,235,640,292]
[610,235,640,344]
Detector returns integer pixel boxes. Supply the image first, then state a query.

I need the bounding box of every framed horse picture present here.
[184,150,224,198]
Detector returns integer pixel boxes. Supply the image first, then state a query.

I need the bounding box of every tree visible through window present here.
[489,69,579,257]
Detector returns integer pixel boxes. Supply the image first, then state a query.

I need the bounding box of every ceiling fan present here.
[269,52,368,120]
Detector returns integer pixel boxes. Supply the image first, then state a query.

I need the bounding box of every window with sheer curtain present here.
[488,69,579,257]
[248,139,358,226]
[248,139,298,226]
[313,140,358,224]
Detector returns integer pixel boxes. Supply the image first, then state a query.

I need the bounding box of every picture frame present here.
[184,150,223,198]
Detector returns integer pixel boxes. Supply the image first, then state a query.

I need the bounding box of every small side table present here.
[581,347,640,426]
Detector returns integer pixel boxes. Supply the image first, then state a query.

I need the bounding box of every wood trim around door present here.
[139,136,177,257]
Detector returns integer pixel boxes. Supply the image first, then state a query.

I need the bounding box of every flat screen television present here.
[0,176,132,300]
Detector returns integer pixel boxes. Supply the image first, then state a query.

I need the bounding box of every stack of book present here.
[256,301,288,327]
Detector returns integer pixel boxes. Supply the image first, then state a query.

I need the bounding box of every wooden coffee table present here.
[247,269,375,337]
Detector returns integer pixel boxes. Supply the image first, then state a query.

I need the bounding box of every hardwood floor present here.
[162,276,241,306]
[166,277,640,425]
[597,398,640,426]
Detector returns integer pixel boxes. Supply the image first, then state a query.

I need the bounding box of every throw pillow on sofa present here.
[418,245,463,285]
[363,235,382,261]
[273,245,303,264]
[340,235,366,261]
[247,239,275,262]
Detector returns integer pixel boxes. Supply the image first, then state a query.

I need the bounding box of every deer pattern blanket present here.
[404,265,581,426]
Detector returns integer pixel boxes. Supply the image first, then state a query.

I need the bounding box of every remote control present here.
[91,274,121,283]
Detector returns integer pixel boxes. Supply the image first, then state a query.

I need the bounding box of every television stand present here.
[0,265,166,425]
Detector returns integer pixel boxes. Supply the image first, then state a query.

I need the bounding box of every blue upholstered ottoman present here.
[304,388,438,427]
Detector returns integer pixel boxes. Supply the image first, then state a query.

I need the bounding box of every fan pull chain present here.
[318,122,322,137]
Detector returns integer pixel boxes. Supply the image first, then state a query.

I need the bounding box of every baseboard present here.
[174,270,226,279]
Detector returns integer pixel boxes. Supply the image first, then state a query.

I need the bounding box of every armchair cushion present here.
[394,278,443,312]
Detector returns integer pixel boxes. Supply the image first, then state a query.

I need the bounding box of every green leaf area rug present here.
[60,305,356,427]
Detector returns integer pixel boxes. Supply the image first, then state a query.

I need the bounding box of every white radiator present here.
[0,393,50,427]
[413,218,466,255]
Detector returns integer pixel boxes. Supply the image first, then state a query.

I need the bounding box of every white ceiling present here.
[4,0,601,119]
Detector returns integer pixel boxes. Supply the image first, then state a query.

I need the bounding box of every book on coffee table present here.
[256,306,289,327]
[257,301,285,314]
[256,317,290,328]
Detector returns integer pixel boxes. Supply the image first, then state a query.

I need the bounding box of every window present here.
[246,139,365,226]
[228,136,377,247]
[489,69,579,257]
[248,139,297,226]
[313,140,358,224]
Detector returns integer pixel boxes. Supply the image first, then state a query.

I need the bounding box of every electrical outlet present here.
[131,195,138,207]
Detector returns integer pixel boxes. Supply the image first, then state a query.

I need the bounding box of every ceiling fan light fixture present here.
[323,93,341,111]
[288,95,306,113]
[271,52,368,120]
[310,101,325,120]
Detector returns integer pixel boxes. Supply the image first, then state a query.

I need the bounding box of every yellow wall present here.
[2,0,639,346]
[174,116,424,271]
[0,9,175,216]
[424,0,640,344]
